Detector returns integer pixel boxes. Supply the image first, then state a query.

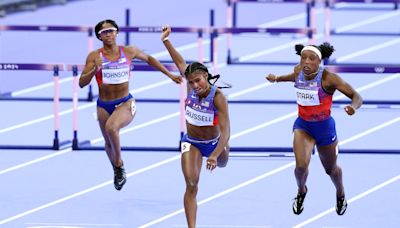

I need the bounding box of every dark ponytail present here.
[318,42,335,59]
[184,62,232,89]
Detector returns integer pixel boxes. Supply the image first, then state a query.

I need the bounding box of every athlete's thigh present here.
[107,99,135,129]
[181,144,203,183]
[97,107,111,139]
[293,129,315,167]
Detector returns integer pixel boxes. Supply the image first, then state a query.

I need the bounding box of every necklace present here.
[304,67,319,80]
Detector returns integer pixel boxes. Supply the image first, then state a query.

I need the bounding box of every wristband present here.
[162,37,169,42]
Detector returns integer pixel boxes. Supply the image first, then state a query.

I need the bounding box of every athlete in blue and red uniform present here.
[266,42,363,216]
[79,19,182,191]
[161,25,230,228]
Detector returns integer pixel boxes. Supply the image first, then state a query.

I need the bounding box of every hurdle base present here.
[53,139,72,150]
[339,149,400,154]
[227,148,400,157]
[0,145,56,150]
[75,145,180,152]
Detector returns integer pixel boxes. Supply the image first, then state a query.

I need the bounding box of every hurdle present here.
[325,0,400,38]
[0,63,71,150]
[0,24,95,102]
[224,0,317,65]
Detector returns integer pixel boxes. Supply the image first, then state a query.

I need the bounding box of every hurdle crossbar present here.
[0,61,180,102]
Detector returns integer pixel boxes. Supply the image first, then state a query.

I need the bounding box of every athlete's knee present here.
[217,146,229,168]
[295,166,308,175]
[325,165,341,176]
[104,141,112,149]
[105,123,118,136]
[186,180,199,194]
[217,157,228,168]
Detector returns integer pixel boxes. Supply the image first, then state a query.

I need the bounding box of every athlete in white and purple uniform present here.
[79,19,182,191]
[161,25,230,228]
[266,42,363,216]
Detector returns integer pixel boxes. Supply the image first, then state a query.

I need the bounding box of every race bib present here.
[181,142,191,153]
[295,88,320,106]
[102,66,129,84]
[185,106,214,126]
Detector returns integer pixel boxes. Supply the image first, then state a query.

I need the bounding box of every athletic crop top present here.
[185,85,219,126]
[294,67,333,121]
[95,46,131,86]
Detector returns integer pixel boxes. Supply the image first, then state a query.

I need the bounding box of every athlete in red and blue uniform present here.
[266,42,363,216]
[79,19,182,191]
[95,46,133,115]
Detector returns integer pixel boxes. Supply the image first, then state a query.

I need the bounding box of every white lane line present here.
[138,162,296,228]
[12,77,73,96]
[25,222,123,227]
[227,83,272,99]
[138,115,400,228]
[239,10,400,63]
[0,112,180,176]
[293,173,400,228]
[173,225,271,228]
[336,38,400,63]
[340,116,400,145]
[89,112,180,144]
[0,155,181,225]
[237,36,311,62]
[334,10,400,33]
[0,148,72,175]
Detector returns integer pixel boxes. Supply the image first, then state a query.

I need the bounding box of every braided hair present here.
[184,62,231,89]
[295,42,335,59]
